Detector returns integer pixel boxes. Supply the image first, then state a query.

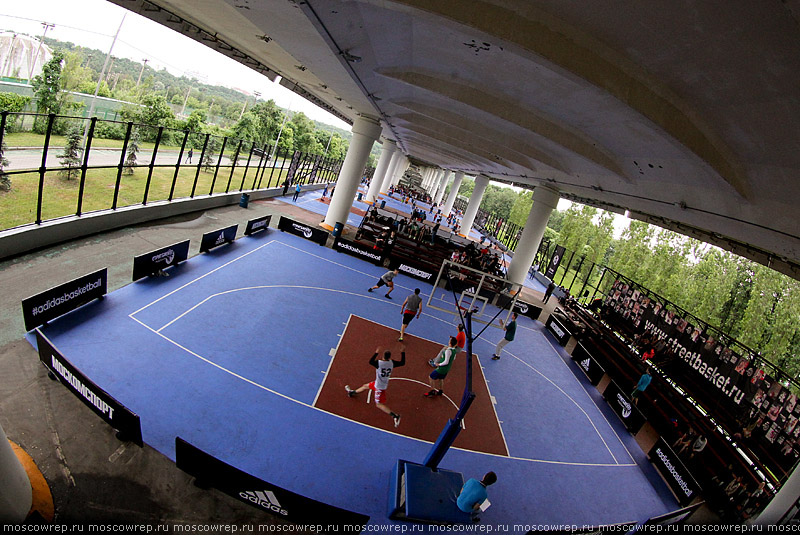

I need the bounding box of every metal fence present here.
[0,111,347,232]
[452,196,523,251]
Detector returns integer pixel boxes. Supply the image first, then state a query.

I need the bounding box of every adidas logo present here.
[215,232,227,245]
[238,489,289,515]
[580,358,590,372]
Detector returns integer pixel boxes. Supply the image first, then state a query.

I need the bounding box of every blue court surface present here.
[32,227,678,530]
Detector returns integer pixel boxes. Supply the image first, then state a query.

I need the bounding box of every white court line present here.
[127,235,635,467]
[497,337,628,466]
[129,241,276,317]
[312,315,352,407]
[541,331,638,464]
[474,353,510,457]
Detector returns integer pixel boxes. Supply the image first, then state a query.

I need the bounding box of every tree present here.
[60,51,93,93]
[124,128,140,175]
[31,51,67,133]
[0,136,11,192]
[251,100,283,145]
[58,126,83,180]
[203,137,220,171]
[231,111,262,144]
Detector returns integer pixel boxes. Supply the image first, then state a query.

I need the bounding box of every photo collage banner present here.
[604,279,800,474]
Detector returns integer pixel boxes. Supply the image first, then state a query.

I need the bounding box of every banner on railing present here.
[546,314,571,346]
[333,237,385,265]
[132,240,190,281]
[175,438,369,527]
[22,268,107,332]
[200,225,238,253]
[245,215,272,236]
[571,342,606,386]
[388,257,436,282]
[545,245,565,280]
[37,329,143,446]
[277,216,328,246]
[649,438,701,506]
[603,380,646,434]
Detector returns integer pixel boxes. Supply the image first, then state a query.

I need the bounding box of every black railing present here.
[0,111,345,233]
[451,196,523,252]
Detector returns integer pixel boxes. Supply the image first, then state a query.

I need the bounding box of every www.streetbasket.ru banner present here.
[21,268,107,332]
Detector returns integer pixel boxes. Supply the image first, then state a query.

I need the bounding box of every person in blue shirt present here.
[292,182,301,202]
[457,472,497,519]
[631,371,652,404]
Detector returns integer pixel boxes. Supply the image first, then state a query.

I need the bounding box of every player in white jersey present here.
[345,345,406,427]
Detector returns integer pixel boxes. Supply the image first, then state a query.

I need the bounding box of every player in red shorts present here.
[345,344,406,427]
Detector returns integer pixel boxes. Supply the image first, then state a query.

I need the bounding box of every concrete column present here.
[421,168,431,189]
[505,186,560,285]
[442,171,464,215]
[434,170,452,206]
[380,150,402,194]
[323,116,382,230]
[365,139,396,204]
[429,169,444,196]
[0,423,32,523]
[459,174,490,237]
[390,156,408,188]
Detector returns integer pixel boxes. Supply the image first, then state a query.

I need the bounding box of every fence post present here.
[170,130,190,201]
[76,117,97,216]
[240,142,255,191]
[209,136,228,195]
[225,139,243,193]
[191,133,211,198]
[142,126,163,205]
[35,114,56,225]
[253,143,268,190]
[113,122,133,210]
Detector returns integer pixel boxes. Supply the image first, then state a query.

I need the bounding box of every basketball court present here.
[29,226,678,530]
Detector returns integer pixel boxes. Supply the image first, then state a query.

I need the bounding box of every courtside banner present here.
[603,380,646,433]
[200,225,238,253]
[388,256,436,282]
[571,342,606,385]
[36,329,143,447]
[22,268,107,332]
[176,438,369,529]
[333,237,384,265]
[513,300,541,320]
[277,216,328,245]
[546,314,571,346]
[649,437,701,505]
[245,214,272,236]
[132,240,190,281]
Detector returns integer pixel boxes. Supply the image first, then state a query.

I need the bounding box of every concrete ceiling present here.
[111,0,800,279]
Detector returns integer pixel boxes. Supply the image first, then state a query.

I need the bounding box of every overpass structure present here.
[110,0,800,284]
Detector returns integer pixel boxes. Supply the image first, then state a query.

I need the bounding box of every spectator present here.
[457,472,497,520]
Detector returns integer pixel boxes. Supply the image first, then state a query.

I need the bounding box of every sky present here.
[0,0,351,130]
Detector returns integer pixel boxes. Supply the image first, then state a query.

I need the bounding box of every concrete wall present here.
[0,184,325,261]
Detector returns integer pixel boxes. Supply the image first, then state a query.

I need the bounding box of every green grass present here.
[0,164,293,231]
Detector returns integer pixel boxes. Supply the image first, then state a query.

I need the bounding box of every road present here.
[4,147,237,171]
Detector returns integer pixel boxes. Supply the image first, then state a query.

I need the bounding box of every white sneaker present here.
[345,385,356,397]
[393,414,401,428]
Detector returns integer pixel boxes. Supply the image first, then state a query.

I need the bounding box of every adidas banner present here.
[132,240,190,281]
[277,216,328,246]
[546,314,571,346]
[200,225,238,253]
[571,343,606,386]
[603,380,646,433]
[333,237,384,265]
[245,214,272,236]
[176,438,369,529]
[22,268,107,332]
[649,438,701,506]
[37,329,143,446]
